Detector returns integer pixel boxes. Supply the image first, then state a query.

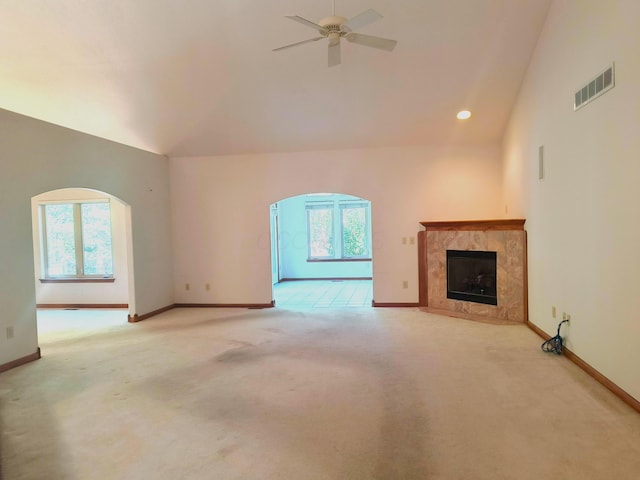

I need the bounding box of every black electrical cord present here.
[541,319,569,355]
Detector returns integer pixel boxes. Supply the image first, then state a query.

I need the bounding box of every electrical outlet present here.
[185,283,190,291]
[562,312,567,321]
[566,314,571,322]
[409,237,415,245]
[552,306,556,318]
[205,283,211,291]
[402,280,408,289]
[6,326,14,339]
[402,237,407,245]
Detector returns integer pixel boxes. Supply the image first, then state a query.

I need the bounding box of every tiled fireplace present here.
[418,219,527,323]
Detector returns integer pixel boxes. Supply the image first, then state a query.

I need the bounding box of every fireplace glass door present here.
[446,250,497,305]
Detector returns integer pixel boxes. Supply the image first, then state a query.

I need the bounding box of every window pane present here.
[44,204,77,276]
[342,205,368,257]
[81,203,113,275]
[308,208,334,257]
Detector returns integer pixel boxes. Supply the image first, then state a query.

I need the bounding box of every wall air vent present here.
[574,64,615,111]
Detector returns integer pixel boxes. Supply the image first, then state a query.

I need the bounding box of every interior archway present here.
[31,188,135,327]
[270,192,373,308]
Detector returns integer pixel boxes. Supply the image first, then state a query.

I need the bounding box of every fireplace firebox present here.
[446,250,497,305]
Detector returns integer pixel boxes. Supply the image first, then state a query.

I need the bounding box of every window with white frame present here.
[40,201,114,278]
[306,202,334,258]
[340,202,369,258]
[306,197,371,260]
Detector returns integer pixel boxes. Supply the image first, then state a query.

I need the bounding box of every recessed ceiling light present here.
[457,110,472,120]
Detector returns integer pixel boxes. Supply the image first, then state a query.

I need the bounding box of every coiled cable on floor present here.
[541,319,569,355]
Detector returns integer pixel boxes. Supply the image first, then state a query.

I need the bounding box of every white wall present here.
[502,0,640,401]
[170,145,503,304]
[278,194,373,280]
[0,108,173,367]
[31,188,129,305]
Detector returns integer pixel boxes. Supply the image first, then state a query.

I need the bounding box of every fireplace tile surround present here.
[418,219,527,323]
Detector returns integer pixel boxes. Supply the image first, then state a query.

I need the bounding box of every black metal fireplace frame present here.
[446,250,498,306]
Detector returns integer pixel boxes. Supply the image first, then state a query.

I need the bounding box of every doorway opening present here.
[31,188,134,338]
[270,193,373,308]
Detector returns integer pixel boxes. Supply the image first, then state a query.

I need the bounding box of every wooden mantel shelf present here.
[420,219,526,231]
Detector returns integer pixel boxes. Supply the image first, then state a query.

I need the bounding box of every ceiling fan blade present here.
[328,42,341,67]
[273,37,324,52]
[344,9,383,31]
[285,15,324,32]
[345,32,397,51]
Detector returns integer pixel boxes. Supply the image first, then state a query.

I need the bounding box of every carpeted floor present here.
[1,307,639,479]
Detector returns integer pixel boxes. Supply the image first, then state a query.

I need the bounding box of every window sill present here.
[307,258,372,263]
[40,278,115,284]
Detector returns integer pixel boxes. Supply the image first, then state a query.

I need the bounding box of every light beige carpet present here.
[1,307,639,480]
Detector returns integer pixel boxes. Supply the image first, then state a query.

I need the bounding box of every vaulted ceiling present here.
[0,0,551,156]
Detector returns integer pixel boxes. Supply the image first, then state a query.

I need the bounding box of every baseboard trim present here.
[527,321,640,413]
[175,302,275,309]
[37,303,128,309]
[127,301,277,323]
[0,348,41,373]
[526,321,550,340]
[372,302,420,307]
[128,304,175,323]
[279,277,372,282]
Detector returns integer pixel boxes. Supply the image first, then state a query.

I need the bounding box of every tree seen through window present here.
[306,198,370,260]
[43,202,113,277]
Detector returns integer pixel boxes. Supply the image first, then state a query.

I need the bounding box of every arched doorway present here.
[31,188,135,330]
[270,193,373,308]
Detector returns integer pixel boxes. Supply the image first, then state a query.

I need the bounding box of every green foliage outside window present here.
[43,202,113,277]
[307,199,370,259]
[308,208,334,257]
[44,204,77,276]
[342,206,367,257]
[81,203,113,275]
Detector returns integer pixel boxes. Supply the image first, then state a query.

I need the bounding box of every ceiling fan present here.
[273,0,397,67]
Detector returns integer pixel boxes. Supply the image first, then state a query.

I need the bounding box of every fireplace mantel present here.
[418,219,527,323]
[420,219,525,231]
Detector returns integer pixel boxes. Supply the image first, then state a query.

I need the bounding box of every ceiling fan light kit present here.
[273,2,397,67]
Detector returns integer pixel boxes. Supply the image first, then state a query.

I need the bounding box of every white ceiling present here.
[0,0,551,156]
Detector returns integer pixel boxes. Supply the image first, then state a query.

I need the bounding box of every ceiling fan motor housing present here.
[318,15,349,29]
[319,16,350,46]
